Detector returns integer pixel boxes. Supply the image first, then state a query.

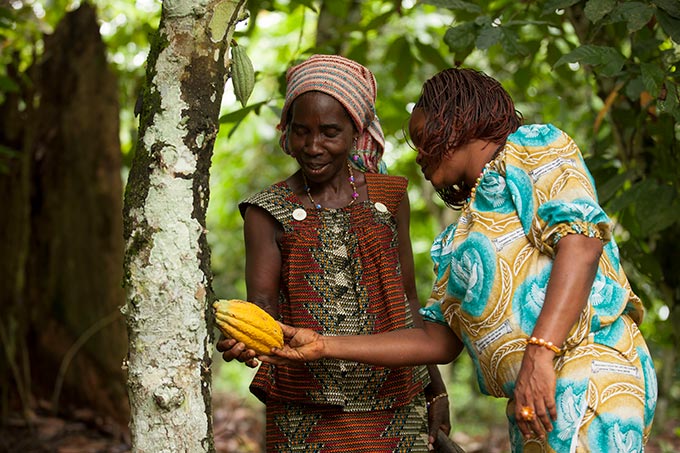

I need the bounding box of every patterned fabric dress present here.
[421,124,657,453]
[240,172,430,453]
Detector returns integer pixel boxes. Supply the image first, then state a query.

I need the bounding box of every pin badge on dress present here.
[292,208,307,221]
[374,202,388,213]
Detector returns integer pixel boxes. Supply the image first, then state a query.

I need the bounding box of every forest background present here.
[1,0,678,452]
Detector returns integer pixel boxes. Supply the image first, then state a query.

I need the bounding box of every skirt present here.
[265,393,430,453]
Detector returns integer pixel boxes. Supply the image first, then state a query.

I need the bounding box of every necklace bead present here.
[303,161,359,210]
[465,146,504,207]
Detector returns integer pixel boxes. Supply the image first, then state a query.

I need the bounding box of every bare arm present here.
[216,205,282,366]
[514,233,603,438]
[396,192,452,441]
[243,205,282,317]
[268,320,464,367]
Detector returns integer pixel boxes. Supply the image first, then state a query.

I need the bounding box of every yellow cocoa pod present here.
[213,299,283,354]
[230,41,255,107]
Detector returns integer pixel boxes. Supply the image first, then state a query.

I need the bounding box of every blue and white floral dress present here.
[421,124,657,453]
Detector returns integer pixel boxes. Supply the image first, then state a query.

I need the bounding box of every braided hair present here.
[414,68,522,208]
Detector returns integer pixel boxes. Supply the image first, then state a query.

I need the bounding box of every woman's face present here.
[288,91,358,184]
[409,107,470,190]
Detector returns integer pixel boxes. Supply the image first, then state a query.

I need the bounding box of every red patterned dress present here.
[239,172,430,452]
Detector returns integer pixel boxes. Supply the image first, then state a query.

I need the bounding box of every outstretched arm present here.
[265,320,464,367]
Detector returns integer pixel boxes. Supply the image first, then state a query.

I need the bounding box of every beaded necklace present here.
[303,160,359,209]
[465,143,505,207]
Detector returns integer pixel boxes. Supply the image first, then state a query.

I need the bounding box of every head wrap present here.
[277,54,386,173]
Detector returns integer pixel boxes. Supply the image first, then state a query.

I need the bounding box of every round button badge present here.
[374,202,388,213]
[292,208,307,221]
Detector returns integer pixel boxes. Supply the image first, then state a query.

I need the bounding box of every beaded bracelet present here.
[526,336,562,355]
[426,392,448,409]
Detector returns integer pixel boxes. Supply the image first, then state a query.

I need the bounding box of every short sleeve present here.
[420,223,457,327]
[419,304,448,326]
[505,124,612,256]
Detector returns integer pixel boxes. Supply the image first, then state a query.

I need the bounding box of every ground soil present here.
[1,394,677,452]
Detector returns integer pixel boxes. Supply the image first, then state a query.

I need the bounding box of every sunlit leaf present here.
[554,45,625,77]
[541,0,580,16]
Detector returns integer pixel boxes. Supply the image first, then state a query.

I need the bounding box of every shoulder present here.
[238,181,291,219]
[507,124,567,147]
[505,124,582,169]
[365,172,408,191]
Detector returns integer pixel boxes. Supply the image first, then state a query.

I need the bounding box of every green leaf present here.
[584,0,616,23]
[640,63,665,98]
[658,82,679,120]
[443,23,476,52]
[655,0,680,19]
[0,75,19,93]
[414,40,450,70]
[0,144,20,158]
[657,10,680,44]
[499,27,527,57]
[386,37,414,87]
[541,0,581,16]
[420,0,482,14]
[218,101,268,137]
[635,181,679,234]
[596,170,631,204]
[554,45,625,77]
[475,24,502,50]
[611,2,654,32]
[289,0,318,13]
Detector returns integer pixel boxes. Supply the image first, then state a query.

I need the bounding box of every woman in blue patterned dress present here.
[266,67,658,452]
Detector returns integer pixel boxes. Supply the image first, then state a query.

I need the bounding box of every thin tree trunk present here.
[122,1,247,451]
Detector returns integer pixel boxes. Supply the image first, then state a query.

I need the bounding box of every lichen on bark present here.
[122,1,247,452]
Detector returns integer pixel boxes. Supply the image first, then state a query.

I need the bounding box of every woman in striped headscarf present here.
[217,54,450,452]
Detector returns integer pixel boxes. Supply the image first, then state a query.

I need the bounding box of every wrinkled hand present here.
[259,323,325,365]
[216,335,259,368]
[513,348,558,439]
[428,396,451,449]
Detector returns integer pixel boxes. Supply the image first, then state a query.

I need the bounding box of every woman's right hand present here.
[261,323,326,364]
[216,335,260,368]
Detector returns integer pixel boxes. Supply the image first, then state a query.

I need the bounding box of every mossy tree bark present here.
[122,1,247,451]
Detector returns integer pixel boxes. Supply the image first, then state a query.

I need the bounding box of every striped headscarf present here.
[277,54,386,174]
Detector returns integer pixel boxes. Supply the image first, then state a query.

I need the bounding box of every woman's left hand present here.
[427,395,451,449]
[513,347,558,439]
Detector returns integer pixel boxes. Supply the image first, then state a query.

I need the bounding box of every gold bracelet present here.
[426,392,448,408]
[526,336,562,355]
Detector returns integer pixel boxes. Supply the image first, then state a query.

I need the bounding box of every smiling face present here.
[288,91,358,185]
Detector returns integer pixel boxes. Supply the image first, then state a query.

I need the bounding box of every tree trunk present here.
[122,1,247,451]
[1,3,128,423]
